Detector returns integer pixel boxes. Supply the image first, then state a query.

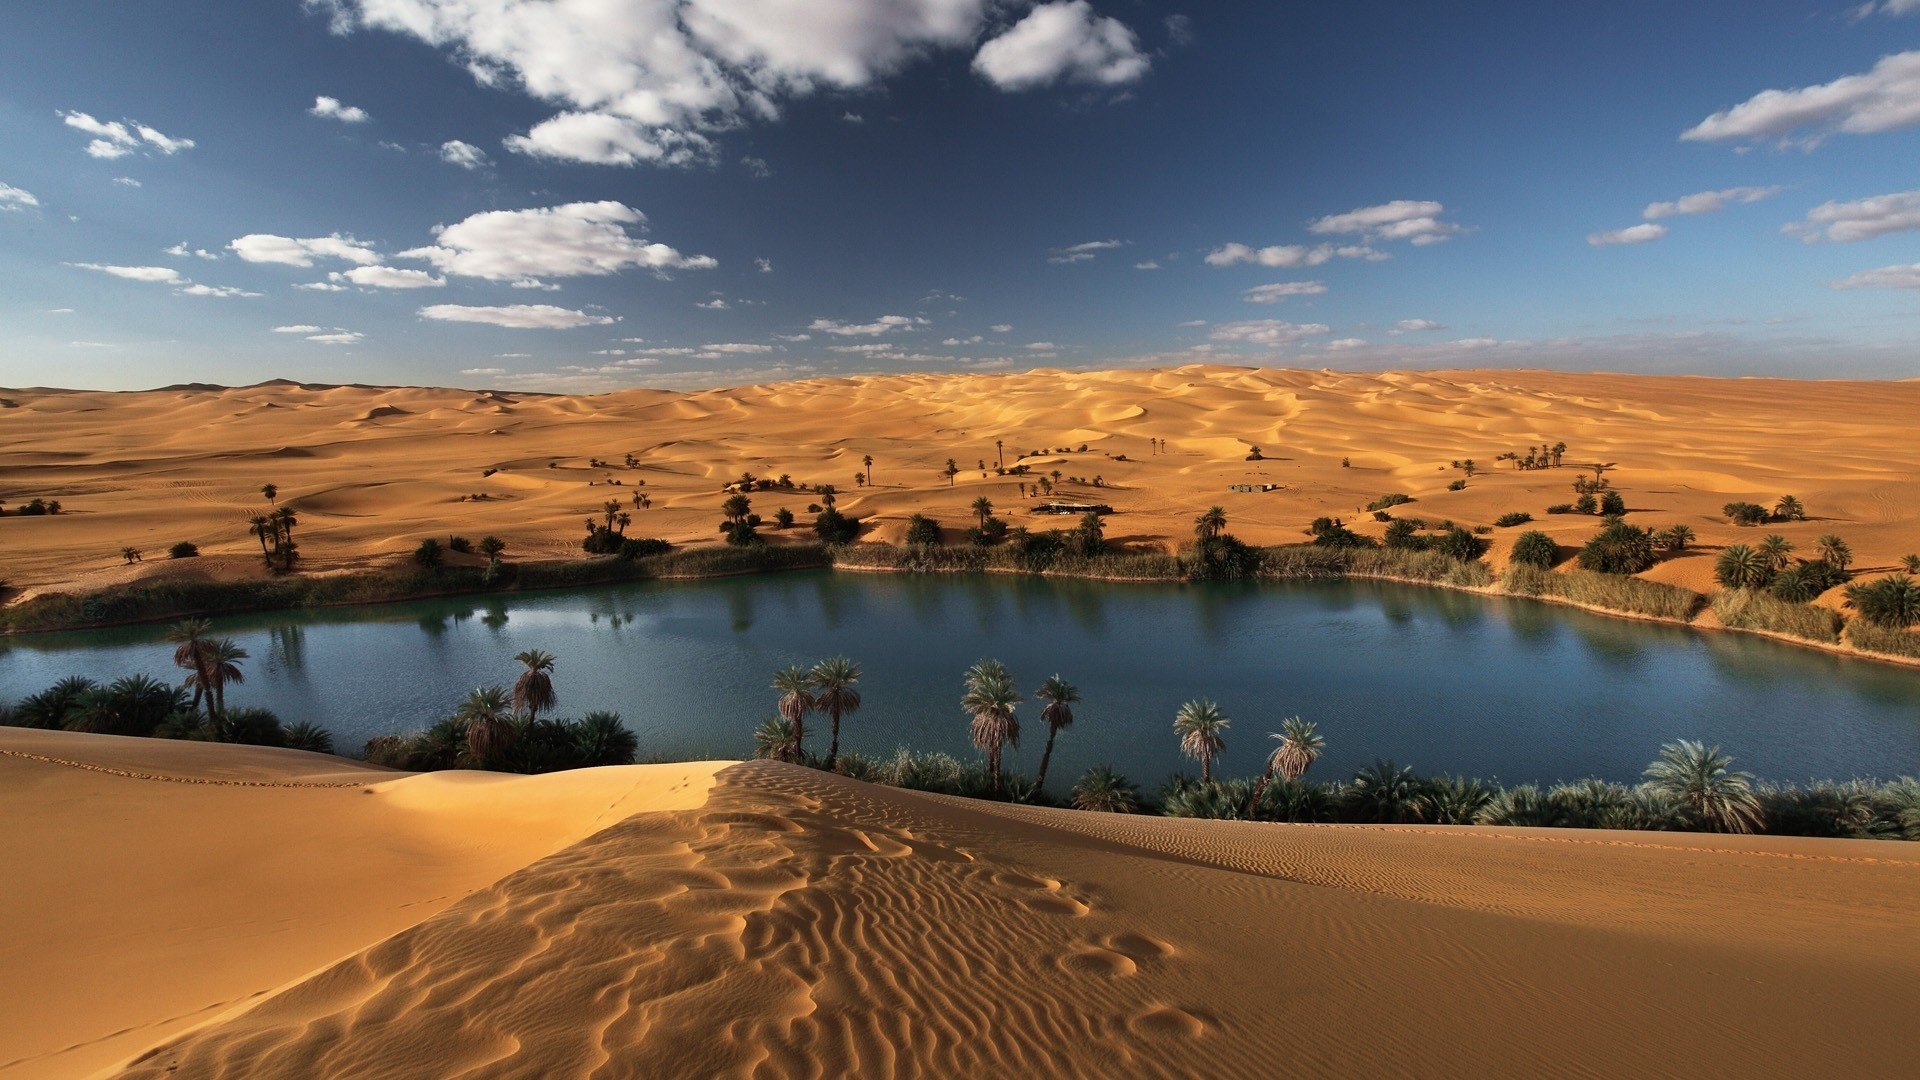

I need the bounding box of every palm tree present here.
[1032,675,1080,790]
[1173,699,1230,783]
[963,665,1021,797]
[456,686,514,767]
[603,499,622,530]
[995,439,1004,470]
[810,656,862,770]
[1774,494,1805,521]
[1071,766,1137,813]
[1817,534,1853,570]
[1758,534,1793,572]
[1714,544,1769,589]
[616,511,631,534]
[1250,716,1323,814]
[1194,506,1228,541]
[1642,740,1763,834]
[863,454,874,486]
[512,649,557,721]
[944,459,959,487]
[1903,554,1920,574]
[970,496,994,528]
[772,664,816,761]
[201,638,248,723]
[753,715,799,761]
[1664,523,1695,551]
[262,483,278,505]
[121,547,141,564]
[249,515,274,560]
[166,618,217,724]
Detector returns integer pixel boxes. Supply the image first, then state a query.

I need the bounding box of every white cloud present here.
[943,335,984,345]
[59,110,193,158]
[306,331,365,345]
[175,283,262,298]
[1587,223,1667,247]
[1683,50,1920,146]
[809,314,928,336]
[1450,337,1498,349]
[1832,263,1920,290]
[0,182,37,209]
[439,139,488,168]
[775,332,812,342]
[331,265,447,289]
[1174,319,1206,328]
[419,303,617,329]
[1133,259,1160,270]
[1860,0,1920,14]
[842,111,865,123]
[973,1,1149,90]
[1785,190,1920,243]
[229,233,381,267]
[68,262,184,283]
[702,342,774,353]
[1208,319,1331,346]
[755,257,773,273]
[1323,338,1367,351]
[697,298,729,309]
[1309,200,1463,246]
[164,243,221,259]
[45,308,75,315]
[1643,185,1783,219]
[509,277,560,290]
[294,281,350,292]
[400,202,714,280]
[1204,242,1382,267]
[462,366,507,375]
[316,0,1001,167]
[741,155,772,178]
[310,95,370,123]
[1024,341,1059,350]
[989,323,1012,333]
[1388,318,1446,334]
[273,324,324,333]
[112,177,141,188]
[1242,281,1326,304]
[1047,238,1128,264]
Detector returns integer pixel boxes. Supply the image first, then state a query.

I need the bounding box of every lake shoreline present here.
[6,542,1918,671]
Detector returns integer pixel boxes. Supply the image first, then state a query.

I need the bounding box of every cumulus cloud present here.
[1388,319,1446,334]
[0,182,38,209]
[1134,260,1160,270]
[1832,263,1920,290]
[59,110,193,159]
[1643,185,1783,219]
[1204,242,1381,268]
[973,1,1149,90]
[309,95,370,123]
[439,139,488,168]
[697,298,730,309]
[702,342,775,353]
[1323,338,1367,351]
[808,314,928,336]
[68,263,185,283]
[164,243,221,259]
[943,335,984,345]
[294,281,350,292]
[1047,238,1128,264]
[331,265,448,288]
[755,257,773,273]
[229,233,381,267]
[306,330,365,345]
[313,0,1017,166]
[400,202,714,280]
[272,324,323,333]
[1242,281,1326,304]
[1208,319,1332,346]
[1587,223,1667,247]
[989,323,1013,333]
[419,303,617,329]
[1309,200,1464,246]
[1683,50,1920,146]
[1784,190,1920,242]
[175,283,262,298]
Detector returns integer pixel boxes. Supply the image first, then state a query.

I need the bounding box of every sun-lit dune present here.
[4,730,1917,1078]
[2,366,1919,612]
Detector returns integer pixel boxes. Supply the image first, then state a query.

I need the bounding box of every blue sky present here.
[3,0,1918,391]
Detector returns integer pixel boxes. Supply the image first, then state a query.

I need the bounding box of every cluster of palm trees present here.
[760,657,864,770]
[455,648,557,764]
[166,618,248,740]
[248,505,300,571]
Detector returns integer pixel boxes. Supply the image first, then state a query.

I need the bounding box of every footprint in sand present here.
[991,871,1093,916]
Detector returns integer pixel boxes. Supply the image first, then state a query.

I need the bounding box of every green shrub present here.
[617,537,672,561]
[1366,493,1413,512]
[1577,520,1657,575]
[167,541,200,559]
[1503,564,1703,620]
[904,514,942,546]
[1598,490,1627,516]
[1711,589,1843,643]
[1723,501,1769,526]
[446,535,473,554]
[1509,530,1559,569]
[813,507,860,545]
[1844,574,1920,629]
[1845,620,1920,659]
[413,538,445,568]
[1447,479,1466,491]
[1494,512,1533,527]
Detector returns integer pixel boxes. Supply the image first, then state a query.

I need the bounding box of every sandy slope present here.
[5,733,1916,1078]
[4,367,1919,608]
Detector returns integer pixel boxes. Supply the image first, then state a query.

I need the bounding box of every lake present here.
[4,571,1918,791]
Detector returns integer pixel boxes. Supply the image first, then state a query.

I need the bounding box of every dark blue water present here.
[4,571,1917,790]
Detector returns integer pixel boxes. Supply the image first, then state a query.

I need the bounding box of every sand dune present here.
[4,732,1917,1078]
[3,366,1919,608]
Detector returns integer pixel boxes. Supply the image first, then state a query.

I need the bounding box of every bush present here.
[904,514,942,546]
[1509,530,1559,569]
[1183,534,1262,581]
[1446,479,1466,492]
[773,507,795,529]
[1366,493,1413,512]
[813,507,860,545]
[1383,519,1422,549]
[1844,574,1920,629]
[413,537,445,568]
[1577,520,1657,575]
[1545,503,1575,515]
[167,541,200,559]
[1711,588,1843,643]
[1598,490,1626,516]
[1494,512,1532,528]
[1431,525,1487,562]
[1724,501,1769,526]
[1845,620,1920,659]
[283,721,335,754]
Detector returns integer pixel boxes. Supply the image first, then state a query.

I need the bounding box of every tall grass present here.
[1712,588,1844,644]
[1844,620,1920,659]
[1501,564,1704,621]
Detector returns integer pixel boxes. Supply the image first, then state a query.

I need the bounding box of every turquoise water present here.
[4,571,1917,790]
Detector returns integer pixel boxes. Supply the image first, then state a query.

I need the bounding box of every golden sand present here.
[3,730,1916,1078]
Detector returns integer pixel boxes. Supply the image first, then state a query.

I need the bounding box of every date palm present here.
[1173,699,1230,783]
[970,496,994,528]
[511,649,557,722]
[1773,494,1804,521]
[1033,675,1080,791]
[261,483,277,505]
[1194,506,1227,541]
[1642,739,1762,834]
[1714,544,1768,590]
[1250,716,1322,815]
[810,656,862,770]
[772,664,816,761]
[1757,534,1793,572]
[1816,534,1852,570]
[456,685,514,767]
[201,638,248,724]
[963,660,1021,796]
[248,515,274,560]
[863,453,874,486]
[166,618,217,722]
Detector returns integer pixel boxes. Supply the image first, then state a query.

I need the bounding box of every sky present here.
[2,0,1918,392]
